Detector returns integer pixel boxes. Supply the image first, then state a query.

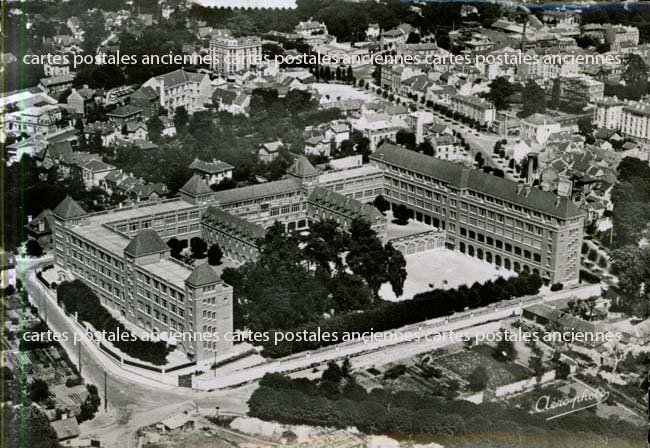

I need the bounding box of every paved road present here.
[21,261,254,448]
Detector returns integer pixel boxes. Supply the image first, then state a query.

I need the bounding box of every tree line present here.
[248,371,642,448]
[259,272,542,358]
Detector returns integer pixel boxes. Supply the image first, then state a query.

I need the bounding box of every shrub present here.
[383,364,406,379]
[550,283,564,291]
[468,366,489,391]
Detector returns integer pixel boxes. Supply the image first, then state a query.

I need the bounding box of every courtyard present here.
[379,248,515,302]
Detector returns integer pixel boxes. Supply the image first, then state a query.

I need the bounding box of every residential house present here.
[129,86,160,119]
[38,75,73,96]
[305,135,331,157]
[79,159,116,189]
[259,141,284,162]
[66,87,95,116]
[25,209,54,250]
[142,69,211,115]
[520,113,562,145]
[107,105,143,127]
[189,158,234,186]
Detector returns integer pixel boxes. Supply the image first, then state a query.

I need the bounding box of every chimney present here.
[516,184,524,195]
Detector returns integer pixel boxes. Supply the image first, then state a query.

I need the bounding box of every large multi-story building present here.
[516,48,579,81]
[593,97,650,142]
[594,97,624,130]
[142,69,211,115]
[52,158,386,361]
[370,143,585,285]
[209,35,262,74]
[620,102,650,142]
[51,179,233,362]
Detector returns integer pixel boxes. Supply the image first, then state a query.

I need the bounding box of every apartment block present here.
[594,97,624,130]
[557,73,604,105]
[209,35,262,74]
[450,95,496,126]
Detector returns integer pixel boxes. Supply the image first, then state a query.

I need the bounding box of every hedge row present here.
[57,280,170,365]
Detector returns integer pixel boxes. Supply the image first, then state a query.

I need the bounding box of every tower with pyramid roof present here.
[179,174,216,205]
[123,229,170,265]
[185,263,233,357]
[52,196,88,268]
[287,156,320,194]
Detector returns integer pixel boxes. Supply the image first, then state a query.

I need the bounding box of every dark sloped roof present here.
[203,206,267,243]
[189,158,234,174]
[185,263,221,287]
[180,174,213,196]
[124,229,168,257]
[288,156,319,177]
[371,143,584,220]
[309,187,384,223]
[131,85,159,100]
[53,196,87,219]
[26,209,54,234]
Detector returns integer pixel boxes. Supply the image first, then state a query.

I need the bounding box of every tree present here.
[520,80,547,117]
[468,365,489,391]
[190,237,208,259]
[29,379,49,403]
[406,32,421,44]
[486,77,514,110]
[577,116,595,144]
[25,239,43,257]
[147,115,164,143]
[373,195,390,215]
[396,129,416,149]
[416,141,435,157]
[173,106,189,130]
[167,238,184,259]
[622,54,648,99]
[392,204,411,225]
[384,242,407,298]
[207,244,224,266]
[4,406,59,448]
[346,220,406,299]
[528,342,545,377]
[322,361,343,383]
[474,152,485,168]
[300,219,349,273]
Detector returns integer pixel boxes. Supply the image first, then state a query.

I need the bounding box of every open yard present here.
[379,248,515,301]
[310,83,374,104]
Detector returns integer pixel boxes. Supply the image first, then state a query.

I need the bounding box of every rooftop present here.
[124,229,169,257]
[371,143,584,220]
